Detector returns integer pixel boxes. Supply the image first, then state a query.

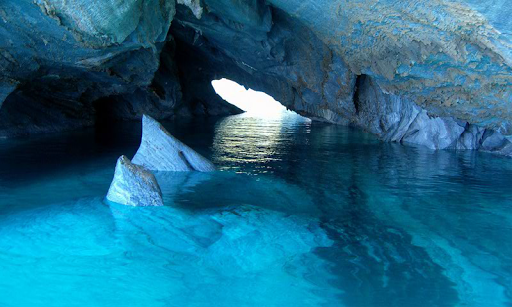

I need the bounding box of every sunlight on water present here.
[212,112,311,172]
[0,113,511,307]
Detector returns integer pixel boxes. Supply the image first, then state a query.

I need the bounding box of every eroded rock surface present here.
[171,5,357,124]
[106,155,164,207]
[171,0,511,155]
[354,76,512,155]
[132,115,217,171]
[266,0,512,135]
[0,0,170,135]
[0,0,238,136]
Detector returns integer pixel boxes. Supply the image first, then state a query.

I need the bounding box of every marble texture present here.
[0,0,238,136]
[266,0,512,135]
[171,5,357,125]
[0,0,174,135]
[177,0,203,19]
[132,115,216,171]
[106,155,163,207]
[355,76,512,155]
[172,1,511,156]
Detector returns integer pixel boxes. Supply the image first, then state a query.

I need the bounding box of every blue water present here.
[0,111,511,307]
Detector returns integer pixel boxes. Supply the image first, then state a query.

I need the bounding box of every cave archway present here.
[211,78,298,117]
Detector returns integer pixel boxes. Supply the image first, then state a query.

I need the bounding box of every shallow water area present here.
[0,111,511,307]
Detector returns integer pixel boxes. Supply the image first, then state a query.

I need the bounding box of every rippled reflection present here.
[212,112,311,173]
[0,112,511,307]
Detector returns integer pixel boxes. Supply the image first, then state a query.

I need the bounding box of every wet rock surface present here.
[0,0,238,136]
[171,5,357,125]
[266,0,512,134]
[105,115,216,206]
[171,0,511,156]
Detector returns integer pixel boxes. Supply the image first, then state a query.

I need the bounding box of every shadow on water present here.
[0,117,221,214]
[0,116,223,190]
[0,122,140,187]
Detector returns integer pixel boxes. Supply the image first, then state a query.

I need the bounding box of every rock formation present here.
[106,155,164,207]
[106,115,215,206]
[0,0,510,155]
[0,0,240,136]
[354,76,512,155]
[132,115,217,171]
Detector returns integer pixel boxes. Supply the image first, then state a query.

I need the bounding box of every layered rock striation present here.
[0,0,239,136]
[354,76,512,155]
[132,115,217,171]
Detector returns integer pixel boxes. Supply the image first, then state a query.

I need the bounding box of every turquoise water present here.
[0,111,511,307]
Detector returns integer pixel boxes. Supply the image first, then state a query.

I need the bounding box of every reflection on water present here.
[0,112,511,307]
[212,112,311,173]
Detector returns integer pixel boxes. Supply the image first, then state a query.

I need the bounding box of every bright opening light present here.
[212,78,291,116]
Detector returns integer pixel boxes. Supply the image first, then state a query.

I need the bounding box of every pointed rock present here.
[132,115,216,172]
[106,155,164,207]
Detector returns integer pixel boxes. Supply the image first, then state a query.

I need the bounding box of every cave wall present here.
[0,0,175,103]
[172,0,512,135]
[0,0,511,155]
[0,0,240,136]
[0,0,172,135]
[172,3,358,124]
[354,76,512,155]
[266,0,512,135]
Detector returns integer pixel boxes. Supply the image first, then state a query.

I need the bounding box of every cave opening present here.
[211,78,299,117]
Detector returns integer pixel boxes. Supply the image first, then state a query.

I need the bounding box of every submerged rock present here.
[132,115,216,171]
[106,155,163,207]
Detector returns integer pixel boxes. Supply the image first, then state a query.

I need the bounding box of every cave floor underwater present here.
[0,110,511,307]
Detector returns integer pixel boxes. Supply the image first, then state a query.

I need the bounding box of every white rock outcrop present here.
[106,155,164,207]
[132,115,216,172]
[177,0,203,19]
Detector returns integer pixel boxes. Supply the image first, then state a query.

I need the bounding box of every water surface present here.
[0,111,511,307]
